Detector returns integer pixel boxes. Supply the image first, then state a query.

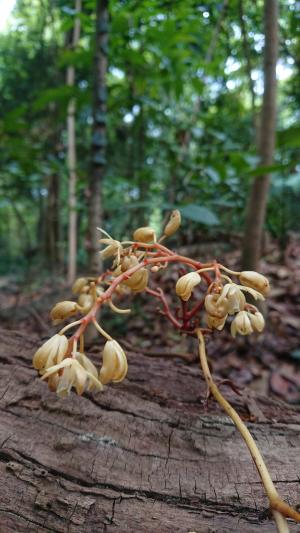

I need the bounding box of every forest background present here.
[1,0,299,277]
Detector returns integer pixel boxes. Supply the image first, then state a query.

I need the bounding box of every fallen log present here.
[0,328,299,532]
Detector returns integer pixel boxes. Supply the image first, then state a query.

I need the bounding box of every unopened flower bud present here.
[50,301,78,321]
[176,272,201,301]
[249,309,265,332]
[205,293,228,318]
[76,352,98,379]
[123,268,149,292]
[206,314,227,331]
[99,340,128,385]
[78,294,94,313]
[112,265,122,277]
[100,238,122,262]
[231,310,253,338]
[163,210,181,237]
[239,271,270,296]
[33,334,68,370]
[217,284,246,315]
[72,277,88,294]
[121,255,139,272]
[133,226,156,243]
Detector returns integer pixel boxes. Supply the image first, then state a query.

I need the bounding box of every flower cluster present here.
[32,210,270,397]
[33,332,129,397]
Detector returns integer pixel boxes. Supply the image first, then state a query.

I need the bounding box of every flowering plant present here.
[33,211,299,532]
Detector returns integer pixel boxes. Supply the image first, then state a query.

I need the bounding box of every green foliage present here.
[0,0,299,273]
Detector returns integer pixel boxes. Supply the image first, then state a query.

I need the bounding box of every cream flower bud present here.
[76,352,98,378]
[50,301,78,321]
[123,268,149,292]
[33,334,68,370]
[100,238,122,262]
[133,226,156,243]
[78,293,94,313]
[163,210,181,237]
[205,293,228,318]
[111,265,122,277]
[249,310,265,332]
[121,255,139,272]
[99,340,128,385]
[176,272,201,301]
[231,311,253,338]
[239,271,270,296]
[72,277,88,294]
[217,284,246,315]
[206,314,227,331]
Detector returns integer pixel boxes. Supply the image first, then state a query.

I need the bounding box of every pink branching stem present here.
[69,250,214,343]
[145,287,181,329]
[187,298,205,320]
[180,300,190,329]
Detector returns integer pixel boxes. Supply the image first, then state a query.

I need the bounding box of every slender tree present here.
[67,0,81,285]
[86,0,109,274]
[242,0,279,270]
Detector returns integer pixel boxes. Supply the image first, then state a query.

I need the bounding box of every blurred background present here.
[0,0,300,403]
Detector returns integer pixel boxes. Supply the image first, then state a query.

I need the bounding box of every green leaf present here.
[179,204,220,225]
[277,126,300,148]
[247,163,290,177]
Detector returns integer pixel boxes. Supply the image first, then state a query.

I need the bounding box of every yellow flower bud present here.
[123,268,149,292]
[32,334,68,370]
[50,301,78,321]
[239,271,270,296]
[78,294,94,313]
[163,210,181,237]
[72,277,88,294]
[99,340,128,385]
[217,284,246,315]
[99,238,122,262]
[231,311,253,338]
[206,314,227,331]
[76,352,98,379]
[249,309,265,332]
[133,226,156,243]
[111,265,122,277]
[121,255,139,272]
[176,272,201,301]
[205,293,228,318]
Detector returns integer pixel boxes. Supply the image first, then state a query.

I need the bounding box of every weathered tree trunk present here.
[1,328,300,532]
[242,0,278,271]
[66,0,81,285]
[86,0,109,274]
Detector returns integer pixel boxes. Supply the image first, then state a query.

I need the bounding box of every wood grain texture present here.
[0,328,299,532]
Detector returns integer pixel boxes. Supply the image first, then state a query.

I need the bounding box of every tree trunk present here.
[1,328,300,532]
[86,0,109,274]
[44,173,60,272]
[242,0,278,271]
[66,0,81,285]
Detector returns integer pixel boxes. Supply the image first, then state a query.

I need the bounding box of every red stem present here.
[70,251,214,343]
[145,287,181,329]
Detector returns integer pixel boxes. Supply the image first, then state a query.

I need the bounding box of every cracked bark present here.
[0,329,300,532]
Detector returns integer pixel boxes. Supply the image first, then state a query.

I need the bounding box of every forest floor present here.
[1,234,300,409]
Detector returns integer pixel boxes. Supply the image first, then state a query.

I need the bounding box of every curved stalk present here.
[196,329,300,532]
